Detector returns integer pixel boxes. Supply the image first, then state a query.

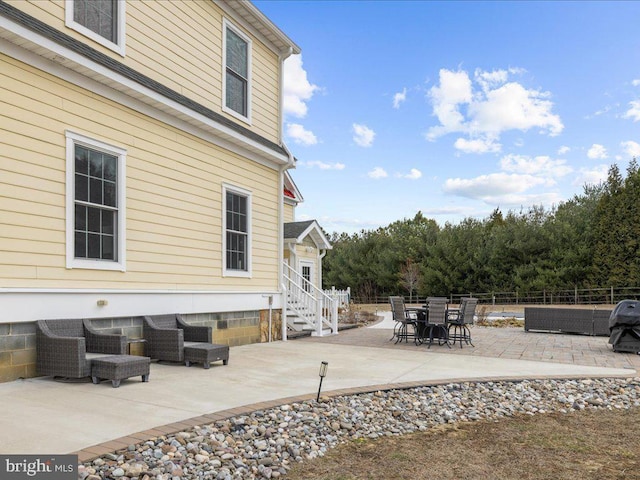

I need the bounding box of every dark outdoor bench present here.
[524,307,612,336]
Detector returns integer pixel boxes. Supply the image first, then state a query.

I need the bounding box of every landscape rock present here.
[82,377,640,479]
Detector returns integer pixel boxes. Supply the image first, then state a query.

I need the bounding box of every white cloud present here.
[623,100,640,122]
[454,137,501,154]
[426,69,473,139]
[573,165,609,186]
[474,68,524,92]
[303,160,345,170]
[500,154,572,177]
[283,55,319,119]
[368,167,387,179]
[621,140,640,158]
[353,123,376,147]
[558,145,570,155]
[470,82,563,136]
[443,173,547,199]
[587,144,608,160]
[393,88,407,109]
[426,68,563,152]
[475,68,510,91]
[286,123,317,146]
[396,168,422,180]
[632,79,640,87]
[591,105,612,117]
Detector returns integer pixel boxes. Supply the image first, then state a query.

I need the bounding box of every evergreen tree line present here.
[323,161,640,302]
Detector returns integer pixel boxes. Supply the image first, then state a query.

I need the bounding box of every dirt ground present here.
[286,407,640,480]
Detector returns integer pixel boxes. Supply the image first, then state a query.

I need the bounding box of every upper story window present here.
[223,20,252,123]
[65,0,126,56]
[66,131,126,271]
[223,185,251,277]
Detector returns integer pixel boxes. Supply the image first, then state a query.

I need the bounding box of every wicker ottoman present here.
[91,355,151,388]
[184,343,229,369]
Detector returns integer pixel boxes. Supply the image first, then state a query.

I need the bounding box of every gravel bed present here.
[79,377,640,480]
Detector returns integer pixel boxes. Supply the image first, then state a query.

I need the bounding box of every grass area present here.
[475,317,524,328]
[286,407,640,480]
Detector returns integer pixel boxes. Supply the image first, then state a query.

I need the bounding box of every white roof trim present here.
[217,0,300,56]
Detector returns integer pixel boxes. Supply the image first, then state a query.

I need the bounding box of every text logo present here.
[1,455,77,480]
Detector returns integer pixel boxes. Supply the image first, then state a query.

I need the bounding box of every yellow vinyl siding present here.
[248,40,280,140]
[1,53,280,290]
[5,1,281,144]
[283,204,295,223]
[4,0,65,32]
[126,0,224,103]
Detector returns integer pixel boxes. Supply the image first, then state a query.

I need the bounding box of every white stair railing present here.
[283,262,338,336]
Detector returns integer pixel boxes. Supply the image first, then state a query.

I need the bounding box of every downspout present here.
[319,249,327,290]
[278,46,295,341]
[278,46,293,145]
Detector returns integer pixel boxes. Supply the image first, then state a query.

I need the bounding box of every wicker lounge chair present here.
[36,318,127,379]
[143,314,228,367]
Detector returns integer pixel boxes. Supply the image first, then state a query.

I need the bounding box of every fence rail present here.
[351,286,640,306]
[323,287,351,307]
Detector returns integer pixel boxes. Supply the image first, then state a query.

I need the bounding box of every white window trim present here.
[222,18,252,125]
[65,131,127,271]
[65,0,126,57]
[222,183,252,278]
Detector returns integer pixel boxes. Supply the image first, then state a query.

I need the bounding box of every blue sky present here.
[255,0,640,235]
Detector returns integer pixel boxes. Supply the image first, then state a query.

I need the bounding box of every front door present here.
[300,261,314,293]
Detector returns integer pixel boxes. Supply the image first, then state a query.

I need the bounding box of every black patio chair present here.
[389,296,419,344]
[447,298,478,347]
[424,298,451,348]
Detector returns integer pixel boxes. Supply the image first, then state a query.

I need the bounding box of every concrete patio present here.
[0,313,636,461]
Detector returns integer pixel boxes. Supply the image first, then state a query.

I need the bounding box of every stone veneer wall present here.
[0,309,271,383]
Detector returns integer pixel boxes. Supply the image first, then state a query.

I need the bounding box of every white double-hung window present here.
[223,185,251,277]
[223,19,251,123]
[66,131,126,271]
[65,0,126,56]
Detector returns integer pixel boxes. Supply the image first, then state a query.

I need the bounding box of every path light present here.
[316,361,328,402]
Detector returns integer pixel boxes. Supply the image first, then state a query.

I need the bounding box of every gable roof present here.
[284,220,331,250]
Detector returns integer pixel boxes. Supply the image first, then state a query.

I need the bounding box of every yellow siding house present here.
[0,0,312,382]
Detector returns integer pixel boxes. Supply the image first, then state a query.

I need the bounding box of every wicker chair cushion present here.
[85,353,115,360]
